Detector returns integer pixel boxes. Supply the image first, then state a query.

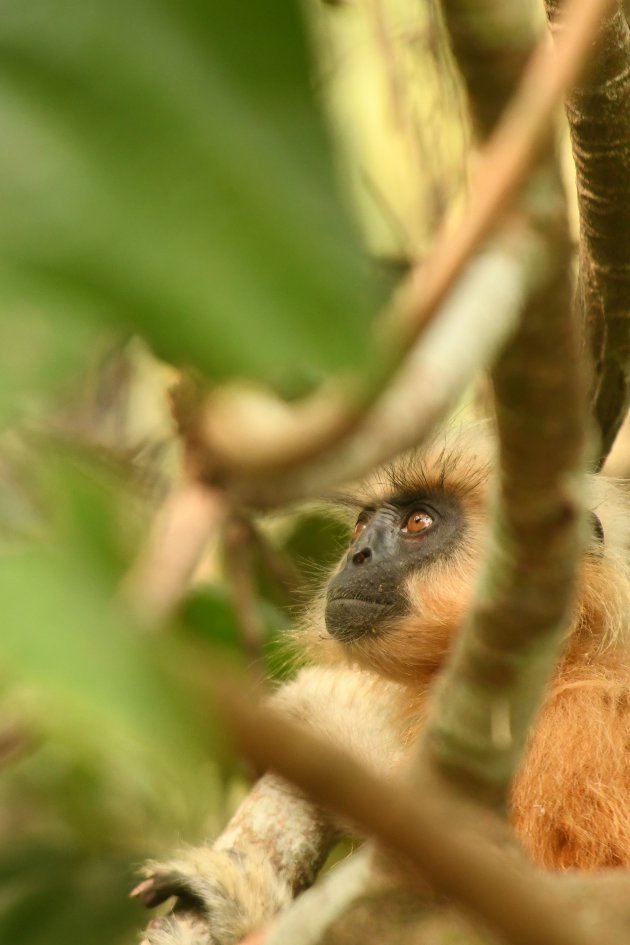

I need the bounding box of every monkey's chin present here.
[324,597,397,643]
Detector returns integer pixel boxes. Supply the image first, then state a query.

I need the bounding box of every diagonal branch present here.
[199,0,615,508]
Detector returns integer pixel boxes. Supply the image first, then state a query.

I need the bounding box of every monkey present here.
[133,426,630,945]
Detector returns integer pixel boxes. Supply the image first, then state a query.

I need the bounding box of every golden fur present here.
[138,427,630,945]
[299,427,630,871]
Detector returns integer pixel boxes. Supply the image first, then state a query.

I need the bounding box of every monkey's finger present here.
[131,878,157,902]
[131,871,206,911]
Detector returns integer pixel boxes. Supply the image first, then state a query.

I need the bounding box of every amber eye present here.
[352,519,367,542]
[403,510,433,534]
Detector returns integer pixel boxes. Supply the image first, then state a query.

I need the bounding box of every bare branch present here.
[123,482,226,623]
[215,773,339,895]
[189,0,615,508]
[385,0,616,350]
[263,848,377,945]
[223,515,268,676]
[198,381,366,482]
[545,0,630,463]
[239,229,545,508]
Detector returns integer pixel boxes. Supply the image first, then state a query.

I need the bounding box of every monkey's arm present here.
[135,665,408,945]
[135,772,337,945]
[511,673,630,870]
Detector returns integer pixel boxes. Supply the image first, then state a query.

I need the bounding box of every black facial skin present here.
[325,492,464,643]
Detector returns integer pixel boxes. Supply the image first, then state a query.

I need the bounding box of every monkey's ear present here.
[590,512,605,549]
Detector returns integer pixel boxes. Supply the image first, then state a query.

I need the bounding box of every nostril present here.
[352,547,372,565]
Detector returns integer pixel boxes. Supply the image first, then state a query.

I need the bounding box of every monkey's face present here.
[308,431,494,680]
[314,426,493,680]
[312,429,624,682]
[325,490,470,646]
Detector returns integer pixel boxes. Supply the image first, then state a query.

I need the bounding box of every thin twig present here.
[384,0,616,350]
[123,482,226,623]
[223,515,268,679]
[439,0,536,138]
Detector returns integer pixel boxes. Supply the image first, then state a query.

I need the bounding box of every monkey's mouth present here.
[324,592,403,642]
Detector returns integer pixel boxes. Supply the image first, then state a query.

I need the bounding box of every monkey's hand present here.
[133,666,404,945]
[133,848,292,945]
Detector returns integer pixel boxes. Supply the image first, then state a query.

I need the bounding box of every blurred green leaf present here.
[0,0,386,394]
[180,582,290,673]
[0,444,210,784]
[0,307,98,428]
[0,543,202,766]
[285,510,350,574]
[180,584,246,653]
[0,846,140,945]
[42,449,142,589]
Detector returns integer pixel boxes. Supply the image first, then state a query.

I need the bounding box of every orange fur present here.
[299,426,630,871]
[139,429,630,945]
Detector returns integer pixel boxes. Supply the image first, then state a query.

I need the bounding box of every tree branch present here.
[223,515,268,676]
[545,0,630,463]
[123,481,226,623]
[421,136,586,806]
[237,228,545,508]
[191,0,615,509]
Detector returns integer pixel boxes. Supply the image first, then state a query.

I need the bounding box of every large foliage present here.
[0,1,385,941]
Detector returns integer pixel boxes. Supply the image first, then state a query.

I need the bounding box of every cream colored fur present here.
[138,428,630,943]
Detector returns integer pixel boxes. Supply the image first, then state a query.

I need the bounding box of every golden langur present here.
[134,428,630,945]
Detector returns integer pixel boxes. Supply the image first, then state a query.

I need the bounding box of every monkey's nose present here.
[351,547,372,565]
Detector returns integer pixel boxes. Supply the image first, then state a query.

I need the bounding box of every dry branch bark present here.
[417,0,617,814]
[215,774,339,897]
[240,231,542,508]
[546,0,630,462]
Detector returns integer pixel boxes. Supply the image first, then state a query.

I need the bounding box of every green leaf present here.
[285,510,350,573]
[0,543,202,767]
[180,584,288,677]
[0,307,96,428]
[0,846,140,945]
[41,449,142,588]
[0,0,385,393]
